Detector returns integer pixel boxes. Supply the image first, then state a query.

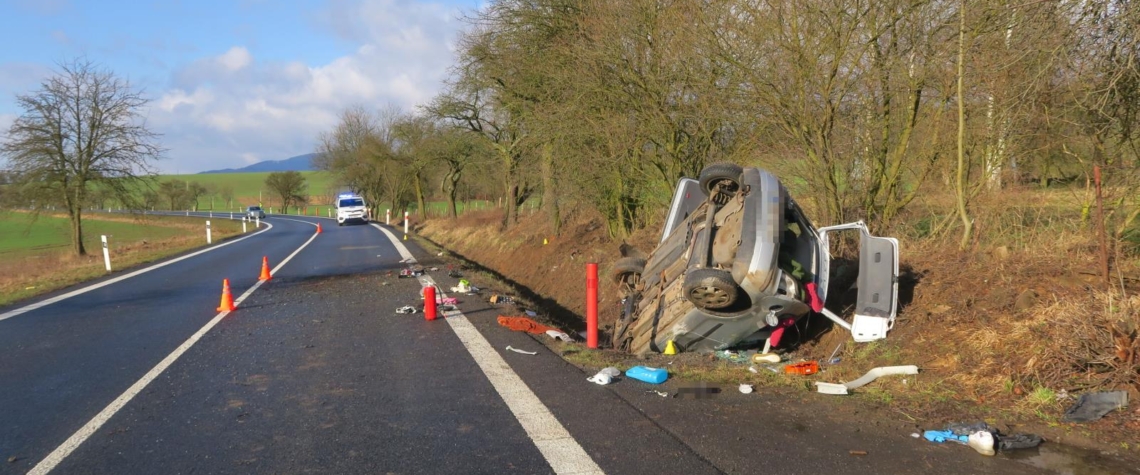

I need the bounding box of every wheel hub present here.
[689,286,731,307]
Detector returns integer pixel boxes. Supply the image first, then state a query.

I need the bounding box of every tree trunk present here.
[506,183,519,227]
[955,0,974,250]
[414,173,427,220]
[444,169,460,219]
[540,144,561,235]
[71,209,86,256]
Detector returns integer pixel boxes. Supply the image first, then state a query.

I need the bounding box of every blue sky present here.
[0,0,478,173]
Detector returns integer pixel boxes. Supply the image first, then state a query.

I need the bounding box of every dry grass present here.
[419,187,1140,447]
[0,216,247,306]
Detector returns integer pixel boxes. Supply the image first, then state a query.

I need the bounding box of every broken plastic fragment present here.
[505,345,537,355]
[738,384,754,394]
[588,373,615,385]
[545,330,573,342]
[815,365,919,395]
[968,431,995,456]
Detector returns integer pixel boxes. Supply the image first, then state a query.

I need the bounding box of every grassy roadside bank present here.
[413,201,1140,458]
[0,212,248,307]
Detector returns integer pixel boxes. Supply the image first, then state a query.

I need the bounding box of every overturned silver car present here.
[611,163,900,355]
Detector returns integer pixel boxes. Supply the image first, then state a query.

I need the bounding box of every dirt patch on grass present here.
[416,200,1140,455]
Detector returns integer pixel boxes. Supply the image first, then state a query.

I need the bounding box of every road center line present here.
[0,220,274,322]
[27,227,322,475]
[371,224,604,475]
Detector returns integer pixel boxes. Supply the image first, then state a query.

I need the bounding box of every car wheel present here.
[697,162,744,197]
[682,268,738,310]
[610,257,646,285]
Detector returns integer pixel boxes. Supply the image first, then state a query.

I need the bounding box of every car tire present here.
[610,257,647,285]
[682,268,738,310]
[697,162,744,196]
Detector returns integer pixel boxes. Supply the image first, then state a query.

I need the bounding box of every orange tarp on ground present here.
[497,316,557,334]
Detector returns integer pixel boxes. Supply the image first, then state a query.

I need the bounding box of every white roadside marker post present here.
[242,217,247,233]
[206,220,212,244]
[256,216,260,228]
[403,211,409,235]
[101,235,111,272]
[386,209,390,225]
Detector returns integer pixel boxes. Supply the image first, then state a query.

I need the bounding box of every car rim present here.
[690,286,730,307]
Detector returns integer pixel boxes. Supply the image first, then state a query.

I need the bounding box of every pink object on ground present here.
[805,282,823,312]
[768,319,797,347]
[441,297,458,305]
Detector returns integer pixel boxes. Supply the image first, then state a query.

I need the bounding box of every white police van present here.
[335,193,368,226]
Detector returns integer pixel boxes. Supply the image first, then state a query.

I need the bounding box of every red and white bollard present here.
[424,286,437,321]
[404,211,409,234]
[586,263,598,348]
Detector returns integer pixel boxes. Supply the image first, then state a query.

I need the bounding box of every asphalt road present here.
[0,213,1125,474]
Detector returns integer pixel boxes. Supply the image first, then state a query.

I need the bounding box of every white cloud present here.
[148,0,465,173]
[216,46,252,72]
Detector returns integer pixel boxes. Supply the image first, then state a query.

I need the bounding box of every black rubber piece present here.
[682,268,738,310]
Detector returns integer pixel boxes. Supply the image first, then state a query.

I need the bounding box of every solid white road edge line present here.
[370,224,604,475]
[0,222,275,323]
[26,228,321,475]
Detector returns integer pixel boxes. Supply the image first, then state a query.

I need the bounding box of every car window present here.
[339,198,363,207]
[249,206,260,211]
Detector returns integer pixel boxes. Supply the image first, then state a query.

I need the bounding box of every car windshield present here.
[339,198,363,207]
[248,206,260,211]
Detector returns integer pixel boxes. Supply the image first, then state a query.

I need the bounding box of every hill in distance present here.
[200,153,317,174]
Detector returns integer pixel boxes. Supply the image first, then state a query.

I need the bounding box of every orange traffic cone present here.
[258,256,272,281]
[216,279,236,312]
[316,223,322,234]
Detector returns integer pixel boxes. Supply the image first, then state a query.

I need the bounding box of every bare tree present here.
[218,184,235,209]
[1,58,163,255]
[264,171,308,214]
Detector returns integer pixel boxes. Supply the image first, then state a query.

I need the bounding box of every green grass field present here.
[0,212,189,256]
[156,171,337,210]
[0,211,248,306]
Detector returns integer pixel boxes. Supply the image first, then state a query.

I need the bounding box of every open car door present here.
[815,221,900,342]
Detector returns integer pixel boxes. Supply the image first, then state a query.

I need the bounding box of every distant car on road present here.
[335,193,368,226]
[246,206,265,219]
[610,163,900,355]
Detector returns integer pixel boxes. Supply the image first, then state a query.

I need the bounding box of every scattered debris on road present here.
[738,384,753,394]
[1061,390,1129,423]
[784,361,819,376]
[545,329,573,342]
[588,367,620,385]
[488,294,511,304]
[626,366,669,384]
[848,450,867,456]
[922,421,1043,455]
[814,365,919,395]
[395,306,417,314]
[505,345,537,355]
[752,353,780,364]
[497,316,558,334]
